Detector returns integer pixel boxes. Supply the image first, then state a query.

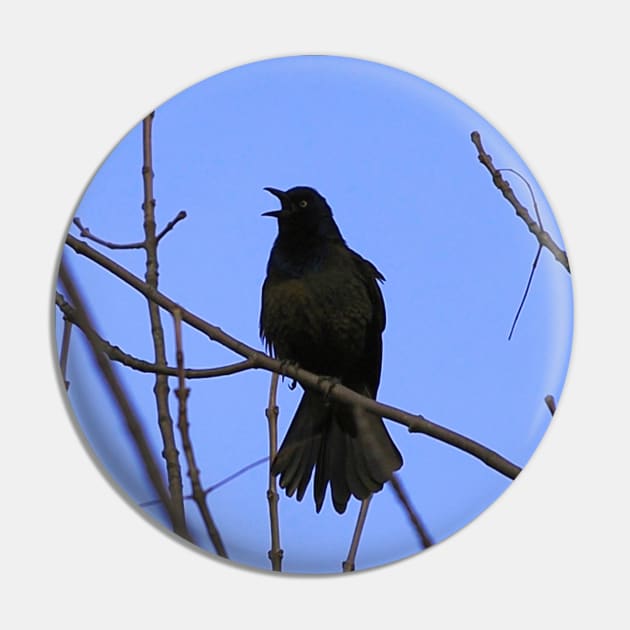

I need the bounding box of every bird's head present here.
[262,186,342,240]
[263,186,331,219]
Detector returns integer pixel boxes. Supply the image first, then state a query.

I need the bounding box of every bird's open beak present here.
[262,187,289,217]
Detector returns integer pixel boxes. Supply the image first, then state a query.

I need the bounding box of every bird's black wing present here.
[259,275,272,353]
[348,248,386,394]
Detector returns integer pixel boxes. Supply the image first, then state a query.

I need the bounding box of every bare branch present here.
[173,309,227,557]
[106,352,253,379]
[156,210,187,243]
[100,347,252,379]
[470,131,570,273]
[389,473,433,549]
[205,457,270,494]
[508,244,543,340]
[498,167,544,228]
[140,112,186,530]
[65,234,523,480]
[58,261,191,540]
[494,168,545,340]
[138,456,269,508]
[56,293,255,378]
[265,372,283,571]
[58,317,73,390]
[72,210,187,251]
[72,217,145,250]
[342,497,372,572]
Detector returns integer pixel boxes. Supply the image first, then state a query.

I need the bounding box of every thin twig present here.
[95,348,252,379]
[156,210,187,243]
[205,456,269,494]
[58,261,190,540]
[498,168,543,228]
[57,293,254,378]
[140,112,187,533]
[65,234,523,481]
[173,308,227,557]
[496,168,544,340]
[265,372,283,571]
[389,473,433,549]
[59,317,73,390]
[470,131,570,273]
[138,456,269,508]
[72,217,144,250]
[72,211,186,250]
[508,244,543,340]
[342,497,372,572]
[545,395,557,415]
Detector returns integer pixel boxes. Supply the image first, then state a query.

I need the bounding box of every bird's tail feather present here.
[271,391,326,502]
[271,388,402,514]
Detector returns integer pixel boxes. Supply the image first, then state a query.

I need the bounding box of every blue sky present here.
[56,55,573,573]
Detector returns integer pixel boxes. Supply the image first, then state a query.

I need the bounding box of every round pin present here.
[55,55,573,574]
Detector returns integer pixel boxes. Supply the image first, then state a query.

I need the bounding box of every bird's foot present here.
[317,375,341,404]
[279,359,300,390]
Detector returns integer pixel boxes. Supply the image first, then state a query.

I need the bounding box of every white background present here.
[1,2,628,628]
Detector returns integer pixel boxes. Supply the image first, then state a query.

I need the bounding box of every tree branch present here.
[58,260,191,540]
[156,210,187,243]
[138,456,269,508]
[140,112,187,531]
[342,497,371,572]
[72,217,145,250]
[265,372,283,571]
[173,309,227,557]
[56,291,254,379]
[58,316,73,390]
[71,210,187,250]
[389,473,433,549]
[470,131,570,273]
[64,233,523,480]
[508,244,543,340]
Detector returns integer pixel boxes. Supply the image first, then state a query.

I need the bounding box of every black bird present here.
[260,185,402,514]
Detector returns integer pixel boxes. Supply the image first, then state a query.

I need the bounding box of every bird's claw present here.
[317,375,341,403]
[279,359,299,390]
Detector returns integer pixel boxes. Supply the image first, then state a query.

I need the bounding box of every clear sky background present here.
[56,55,572,573]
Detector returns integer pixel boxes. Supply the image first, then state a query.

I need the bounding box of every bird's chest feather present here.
[265,277,317,321]
[262,257,371,370]
[262,272,326,344]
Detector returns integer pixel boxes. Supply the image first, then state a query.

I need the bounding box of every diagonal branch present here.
[389,473,433,549]
[205,457,270,495]
[173,309,227,557]
[138,456,270,508]
[470,131,570,273]
[65,233,523,480]
[58,260,191,540]
[156,210,187,243]
[508,244,543,340]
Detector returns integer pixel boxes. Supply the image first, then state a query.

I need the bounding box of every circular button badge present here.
[55,55,573,574]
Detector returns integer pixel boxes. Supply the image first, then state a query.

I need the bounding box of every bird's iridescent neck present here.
[267,233,338,278]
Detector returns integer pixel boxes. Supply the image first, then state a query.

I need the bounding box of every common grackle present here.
[260,186,402,514]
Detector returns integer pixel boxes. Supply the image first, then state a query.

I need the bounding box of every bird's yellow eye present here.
[299,200,308,208]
